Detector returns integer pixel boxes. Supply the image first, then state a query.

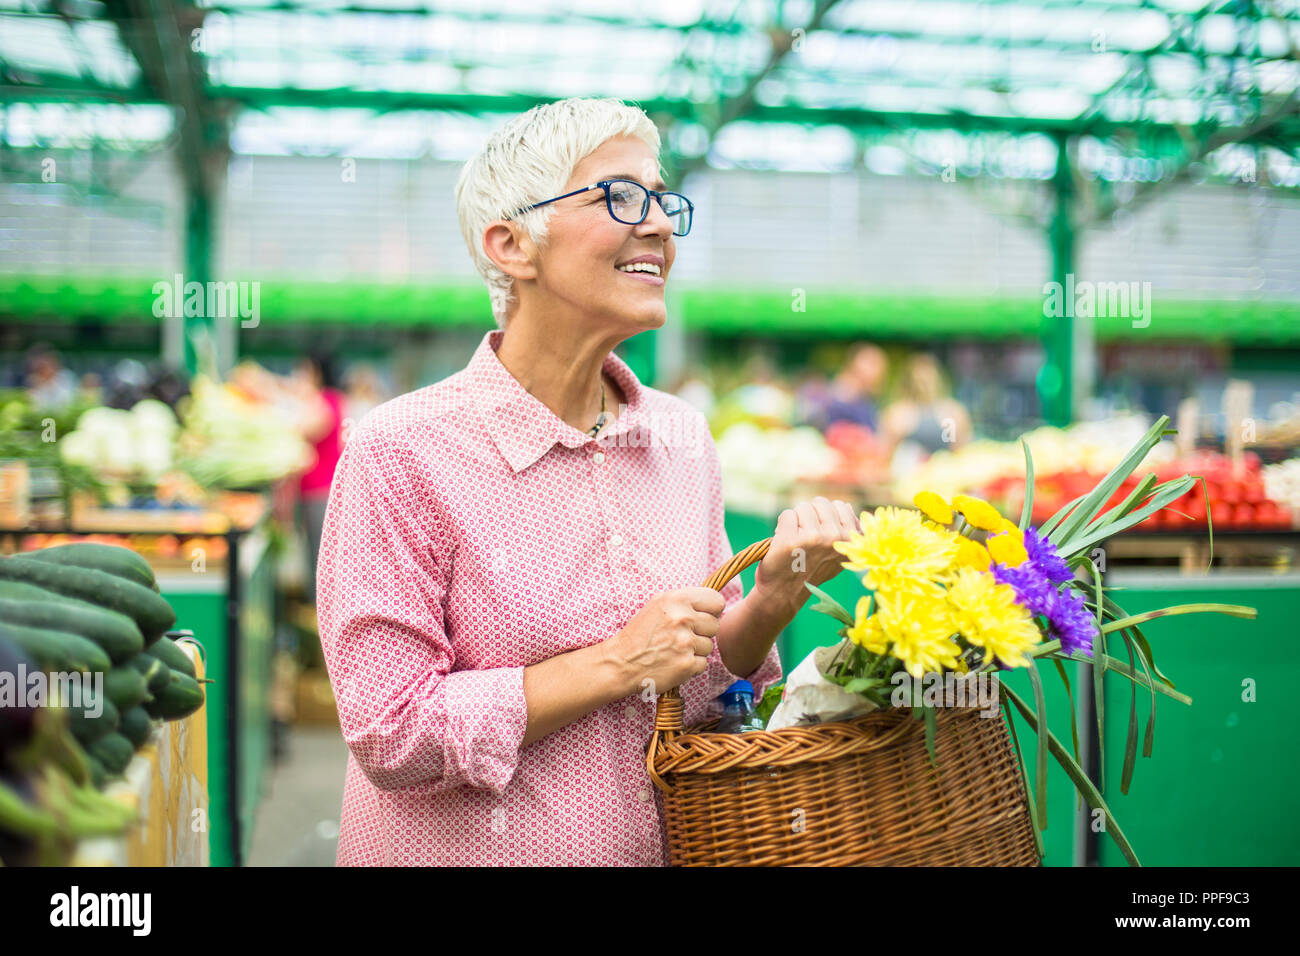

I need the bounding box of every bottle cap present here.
[722,680,753,697]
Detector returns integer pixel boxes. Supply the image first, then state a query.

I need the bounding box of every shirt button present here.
[593,451,605,464]
[610,533,623,547]
[624,705,637,719]
[637,790,651,803]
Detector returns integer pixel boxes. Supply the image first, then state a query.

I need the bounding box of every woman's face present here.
[520,135,677,332]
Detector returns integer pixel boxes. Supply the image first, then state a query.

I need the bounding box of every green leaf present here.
[1097,591,1176,688]
[844,677,884,695]
[1053,659,1082,776]
[1117,631,1140,796]
[1027,662,1049,830]
[1039,491,1089,539]
[754,682,785,725]
[1057,475,1196,559]
[1001,682,1142,867]
[1049,414,1172,548]
[1082,555,1108,795]
[1060,652,1192,705]
[1130,632,1158,760]
[804,581,855,627]
[1019,437,1035,531]
[1113,472,1159,520]
[1101,602,1257,634]
[1001,698,1045,862]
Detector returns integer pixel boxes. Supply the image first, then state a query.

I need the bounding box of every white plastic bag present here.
[764,643,879,731]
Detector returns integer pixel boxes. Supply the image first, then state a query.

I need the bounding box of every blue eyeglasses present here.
[506,179,694,237]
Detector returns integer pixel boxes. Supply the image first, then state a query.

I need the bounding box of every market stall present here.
[0,370,313,866]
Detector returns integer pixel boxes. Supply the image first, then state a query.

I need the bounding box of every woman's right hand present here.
[600,588,724,698]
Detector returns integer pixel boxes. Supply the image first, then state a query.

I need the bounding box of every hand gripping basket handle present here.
[649,536,773,741]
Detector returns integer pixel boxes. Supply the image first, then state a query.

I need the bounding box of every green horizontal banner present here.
[2,273,1298,343]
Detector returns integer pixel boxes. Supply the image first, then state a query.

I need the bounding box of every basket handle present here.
[646,537,772,792]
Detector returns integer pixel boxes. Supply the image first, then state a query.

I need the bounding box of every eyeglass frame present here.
[504,179,694,236]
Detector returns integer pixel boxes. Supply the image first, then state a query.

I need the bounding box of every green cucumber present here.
[102,667,151,711]
[144,670,204,721]
[0,623,112,674]
[85,754,108,789]
[127,653,171,695]
[23,543,158,592]
[85,733,134,774]
[117,706,154,749]
[67,693,120,746]
[0,556,175,642]
[0,580,62,602]
[146,637,197,679]
[0,597,144,664]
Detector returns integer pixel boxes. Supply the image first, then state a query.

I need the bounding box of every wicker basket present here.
[646,537,1043,866]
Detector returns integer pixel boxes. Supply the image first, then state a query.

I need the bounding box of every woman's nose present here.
[637,198,675,238]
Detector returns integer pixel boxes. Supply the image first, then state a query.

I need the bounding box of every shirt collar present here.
[467,328,676,473]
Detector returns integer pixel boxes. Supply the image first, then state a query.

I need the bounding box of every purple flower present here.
[1023,526,1074,585]
[1048,586,1098,657]
[992,559,1098,658]
[992,561,1054,617]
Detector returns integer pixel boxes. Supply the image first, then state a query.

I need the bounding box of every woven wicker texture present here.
[646,536,1042,866]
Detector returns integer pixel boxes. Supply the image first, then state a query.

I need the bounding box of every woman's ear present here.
[483,220,539,281]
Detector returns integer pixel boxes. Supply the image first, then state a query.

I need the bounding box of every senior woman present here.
[316,96,861,866]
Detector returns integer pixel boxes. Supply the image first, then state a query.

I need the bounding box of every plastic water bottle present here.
[714,680,765,733]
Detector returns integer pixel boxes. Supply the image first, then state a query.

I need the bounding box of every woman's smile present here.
[616,268,665,286]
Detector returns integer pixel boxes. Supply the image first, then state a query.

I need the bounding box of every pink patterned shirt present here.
[316,328,783,866]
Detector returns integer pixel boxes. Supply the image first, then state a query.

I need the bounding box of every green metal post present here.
[183,188,214,377]
[1042,131,1075,427]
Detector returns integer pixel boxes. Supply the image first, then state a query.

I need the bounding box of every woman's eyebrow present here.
[603,172,669,190]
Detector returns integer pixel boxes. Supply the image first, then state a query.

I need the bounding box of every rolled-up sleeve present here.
[316,424,528,794]
[694,415,783,707]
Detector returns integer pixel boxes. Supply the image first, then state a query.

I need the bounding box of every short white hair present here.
[455,96,663,329]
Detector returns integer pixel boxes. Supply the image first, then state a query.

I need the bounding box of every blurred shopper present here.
[24,345,77,409]
[731,351,795,423]
[296,351,345,605]
[793,369,833,429]
[146,363,192,413]
[882,353,972,474]
[76,372,103,406]
[821,343,888,432]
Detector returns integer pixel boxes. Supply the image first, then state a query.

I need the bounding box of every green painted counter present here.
[157,528,276,867]
[1095,570,1300,867]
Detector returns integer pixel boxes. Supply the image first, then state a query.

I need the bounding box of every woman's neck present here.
[494,320,623,435]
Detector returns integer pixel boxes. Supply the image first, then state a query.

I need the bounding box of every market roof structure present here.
[2,0,1299,421]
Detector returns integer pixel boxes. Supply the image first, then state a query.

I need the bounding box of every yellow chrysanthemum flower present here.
[833,506,958,599]
[945,567,1042,669]
[845,595,888,654]
[986,530,1030,567]
[913,490,954,525]
[873,592,963,679]
[996,517,1023,539]
[951,494,1007,532]
[953,536,992,572]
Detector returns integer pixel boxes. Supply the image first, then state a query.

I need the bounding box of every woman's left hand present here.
[752,496,862,614]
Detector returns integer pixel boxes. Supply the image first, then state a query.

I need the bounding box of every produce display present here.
[0,542,206,865]
[714,423,839,514]
[20,532,232,564]
[1263,457,1300,515]
[893,415,1168,505]
[981,449,1294,531]
[58,399,179,486]
[174,373,314,489]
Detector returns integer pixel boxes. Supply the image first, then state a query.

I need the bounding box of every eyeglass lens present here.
[608,181,691,236]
